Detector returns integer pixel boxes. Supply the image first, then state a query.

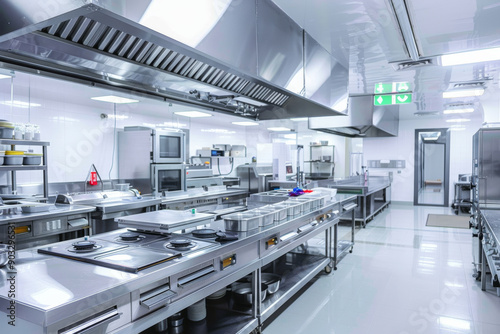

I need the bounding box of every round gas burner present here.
[166,238,196,250]
[116,231,145,243]
[191,229,217,239]
[68,240,102,253]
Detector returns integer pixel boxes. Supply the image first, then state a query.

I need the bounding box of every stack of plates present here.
[206,287,226,300]
[187,299,206,322]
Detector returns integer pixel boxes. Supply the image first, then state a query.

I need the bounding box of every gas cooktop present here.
[37,232,182,273]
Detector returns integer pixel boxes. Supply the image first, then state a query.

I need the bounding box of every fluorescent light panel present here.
[232,121,259,126]
[267,127,291,132]
[442,88,484,98]
[0,74,12,80]
[290,118,308,122]
[174,111,212,118]
[441,47,500,66]
[91,95,139,104]
[443,108,474,114]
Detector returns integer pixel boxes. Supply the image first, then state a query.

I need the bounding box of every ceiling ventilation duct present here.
[308,96,399,138]
[0,0,347,120]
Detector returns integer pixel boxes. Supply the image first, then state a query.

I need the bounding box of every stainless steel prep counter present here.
[160,187,248,210]
[478,209,500,295]
[319,176,391,228]
[0,204,95,249]
[0,195,345,334]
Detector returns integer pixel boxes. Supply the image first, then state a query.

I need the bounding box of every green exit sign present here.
[374,82,411,94]
[374,94,412,106]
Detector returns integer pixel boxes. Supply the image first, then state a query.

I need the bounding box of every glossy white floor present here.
[263,203,500,334]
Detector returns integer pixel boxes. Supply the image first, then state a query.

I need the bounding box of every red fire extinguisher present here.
[89,171,97,185]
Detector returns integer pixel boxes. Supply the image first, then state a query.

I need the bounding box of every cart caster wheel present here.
[349,250,353,253]
[334,266,338,270]
[325,265,332,274]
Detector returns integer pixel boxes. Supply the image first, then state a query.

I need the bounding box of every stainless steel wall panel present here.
[256,0,304,95]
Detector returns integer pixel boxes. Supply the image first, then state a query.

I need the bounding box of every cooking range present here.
[38,214,220,273]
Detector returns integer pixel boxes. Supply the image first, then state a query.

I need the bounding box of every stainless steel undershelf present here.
[260,253,331,323]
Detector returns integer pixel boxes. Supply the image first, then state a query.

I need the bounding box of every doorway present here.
[414,129,450,206]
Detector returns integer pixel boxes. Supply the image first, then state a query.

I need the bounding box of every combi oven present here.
[151,164,187,195]
[119,126,186,164]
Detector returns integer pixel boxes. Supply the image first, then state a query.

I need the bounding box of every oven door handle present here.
[59,308,121,334]
[140,286,178,310]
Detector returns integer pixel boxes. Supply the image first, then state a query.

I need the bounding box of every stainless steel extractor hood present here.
[308,96,399,138]
[0,0,347,120]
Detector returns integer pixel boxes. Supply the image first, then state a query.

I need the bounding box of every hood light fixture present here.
[441,47,500,66]
[174,111,212,118]
[442,88,484,99]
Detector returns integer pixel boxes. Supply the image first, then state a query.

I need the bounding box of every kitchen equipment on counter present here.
[222,212,261,231]
[151,163,187,195]
[236,163,273,194]
[120,127,186,164]
[56,189,161,234]
[37,235,182,273]
[116,210,214,233]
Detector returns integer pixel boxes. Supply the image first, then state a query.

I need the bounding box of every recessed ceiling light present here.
[91,95,139,104]
[0,74,12,80]
[441,47,500,66]
[446,118,471,123]
[443,108,474,114]
[442,88,484,98]
[232,121,259,126]
[267,127,291,132]
[0,100,41,108]
[290,118,308,122]
[174,111,212,118]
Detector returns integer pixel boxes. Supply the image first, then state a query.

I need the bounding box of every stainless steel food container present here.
[4,155,24,165]
[23,155,42,165]
[222,212,261,231]
[267,204,288,221]
[248,208,275,226]
[20,203,53,213]
[287,198,311,212]
[273,201,301,217]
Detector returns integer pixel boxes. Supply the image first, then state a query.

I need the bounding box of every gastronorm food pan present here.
[3,155,24,165]
[266,204,288,221]
[247,208,275,226]
[222,212,261,231]
[287,198,312,213]
[272,201,301,217]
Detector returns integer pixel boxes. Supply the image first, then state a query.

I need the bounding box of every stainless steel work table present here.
[0,198,343,334]
[160,188,248,208]
[0,204,95,225]
[320,176,391,228]
[478,209,500,296]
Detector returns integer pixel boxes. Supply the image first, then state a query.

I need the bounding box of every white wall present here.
[363,117,482,205]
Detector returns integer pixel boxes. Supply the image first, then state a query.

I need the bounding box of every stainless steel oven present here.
[151,164,187,195]
[119,127,186,164]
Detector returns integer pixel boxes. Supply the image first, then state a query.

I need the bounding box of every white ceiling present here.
[272,0,500,120]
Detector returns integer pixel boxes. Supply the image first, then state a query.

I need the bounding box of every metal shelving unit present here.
[306,144,335,179]
[0,139,50,199]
